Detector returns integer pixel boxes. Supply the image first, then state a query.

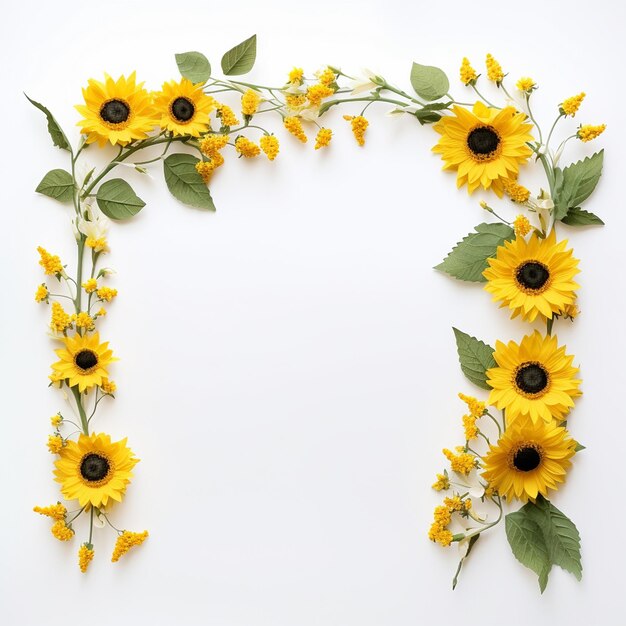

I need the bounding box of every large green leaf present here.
[561,206,604,226]
[435,223,515,282]
[163,154,215,210]
[554,150,604,220]
[25,94,70,151]
[35,169,74,202]
[175,51,211,84]
[524,497,582,581]
[452,328,496,390]
[506,510,552,593]
[221,35,257,76]
[96,179,146,220]
[410,62,449,101]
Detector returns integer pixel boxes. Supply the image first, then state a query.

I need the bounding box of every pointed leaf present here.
[410,62,449,101]
[435,223,515,282]
[36,169,74,202]
[554,150,604,220]
[25,94,70,151]
[221,35,257,76]
[452,328,496,390]
[163,154,215,210]
[506,510,552,593]
[561,206,604,226]
[96,179,145,220]
[452,534,480,590]
[175,51,211,84]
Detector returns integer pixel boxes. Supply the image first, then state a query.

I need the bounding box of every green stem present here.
[524,94,543,145]
[471,85,499,108]
[71,387,89,435]
[88,507,94,544]
[546,316,554,336]
[74,237,86,313]
[545,114,564,153]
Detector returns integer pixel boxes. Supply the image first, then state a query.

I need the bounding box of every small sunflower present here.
[487,332,581,423]
[75,73,155,147]
[481,418,576,502]
[432,102,534,196]
[483,229,580,322]
[52,332,116,393]
[54,432,138,508]
[153,78,215,137]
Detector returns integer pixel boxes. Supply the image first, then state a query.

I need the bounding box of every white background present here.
[1,1,625,624]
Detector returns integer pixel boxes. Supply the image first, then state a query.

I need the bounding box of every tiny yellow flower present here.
[432,473,450,491]
[314,128,333,150]
[561,302,580,319]
[503,179,531,204]
[460,57,477,86]
[96,287,118,302]
[486,54,504,84]
[443,448,477,476]
[96,307,107,317]
[241,89,262,117]
[444,495,464,512]
[306,83,335,108]
[33,503,67,520]
[516,77,536,92]
[577,124,606,142]
[462,414,479,441]
[458,393,486,419]
[216,103,240,127]
[50,413,63,427]
[234,136,261,158]
[50,302,73,333]
[35,284,49,302]
[85,237,108,252]
[37,247,63,276]
[82,278,98,293]
[47,434,64,454]
[259,135,280,161]
[284,116,308,143]
[288,67,304,85]
[75,312,95,331]
[78,544,95,573]
[317,67,336,86]
[200,134,230,156]
[196,160,218,183]
[101,378,117,394]
[560,92,586,117]
[344,115,369,146]
[513,214,532,237]
[285,94,307,110]
[111,530,149,562]
[51,520,74,541]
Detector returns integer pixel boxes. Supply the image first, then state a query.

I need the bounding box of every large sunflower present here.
[487,331,581,423]
[483,229,580,322]
[432,101,534,195]
[52,332,116,393]
[54,433,138,508]
[75,73,155,147]
[153,78,215,137]
[481,417,576,502]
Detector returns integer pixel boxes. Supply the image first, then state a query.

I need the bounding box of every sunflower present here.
[481,417,576,502]
[487,331,581,423]
[483,229,580,322]
[75,73,155,147]
[54,432,138,508]
[432,101,534,195]
[52,332,116,393]
[153,78,215,137]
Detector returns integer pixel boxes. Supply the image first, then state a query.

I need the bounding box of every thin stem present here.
[100,510,123,534]
[88,507,94,544]
[71,387,89,435]
[471,85,499,108]
[546,316,554,336]
[545,114,564,153]
[66,505,86,525]
[486,412,502,437]
[524,94,543,145]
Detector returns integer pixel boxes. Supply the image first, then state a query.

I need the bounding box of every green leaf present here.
[96,179,146,220]
[452,328,496,390]
[554,150,604,220]
[574,442,586,452]
[561,206,604,226]
[524,497,583,581]
[35,169,74,202]
[413,110,442,125]
[221,34,257,76]
[505,510,552,593]
[25,94,70,151]
[435,223,515,282]
[163,154,215,210]
[410,62,450,101]
[175,51,211,84]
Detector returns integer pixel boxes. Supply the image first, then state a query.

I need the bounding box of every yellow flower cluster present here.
[442,447,477,475]
[47,434,64,454]
[111,530,149,562]
[317,67,336,86]
[197,133,230,182]
[259,135,280,161]
[306,83,335,108]
[288,67,304,85]
[241,89,262,116]
[33,503,67,520]
[286,94,307,110]
[216,103,240,127]
[79,544,95,573]
[101,378,117,394]
[35,284,49,302]
[284,116,307,143]
[344,115,369,146]
[516,77,536,92]
[503,179,531,204]
[37,247,63,276]
[51,520,74,541]
[486,54,504,84]
[560,92,585,117]
[235,136,261,158]
[444,495,471,512]
[315,128,333,150]
[431,472,449,491]
[459,58,477,86]
[75,311,95,331]
[50,413,63,427]
[97,287,118,302]
[428,505,453,547]
[458,393,486,419]
[86,237,108,252]
[577,124,606,142]
[513,214,532,237]
[82,278,98,293]
[50,302,72,332]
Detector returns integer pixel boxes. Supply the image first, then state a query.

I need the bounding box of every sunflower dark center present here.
[515,363,549,394]
[513,446,541,472]
[171,97,195,122]
[100,99,130,124]
[75,349,98,371]
[516,261,550,290]
[80,453,110,482]
[467,126,500,155]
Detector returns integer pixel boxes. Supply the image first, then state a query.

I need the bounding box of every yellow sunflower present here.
[75,73,156,147]
[432,101,534,196]
[483,229,580,322]
[481,417,576,502]
[153,78,215,137]
[54,432,138,508]
[52,332,116,393]
[487,331,581,423]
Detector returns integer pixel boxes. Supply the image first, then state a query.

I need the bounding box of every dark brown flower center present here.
[100,99,130,124]
[80,453,110,482]
[467,126,500,155]
[513,446,541,472]
[515,362,549,395]
[516,261,550,290]
[75,349,98,371]
[171,97,195,122]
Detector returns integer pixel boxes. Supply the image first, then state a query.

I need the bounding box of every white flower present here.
[299,106,321,122]
[349,68,382,95]
[77,202,110,252]
[386,105,419,117]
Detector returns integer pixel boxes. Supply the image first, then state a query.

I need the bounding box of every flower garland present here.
[30,37,604,586]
